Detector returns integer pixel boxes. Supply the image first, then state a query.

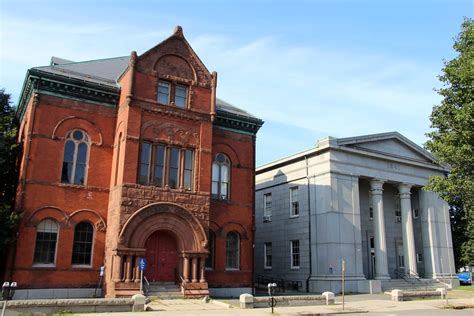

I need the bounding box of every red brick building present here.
[7,26,263,298]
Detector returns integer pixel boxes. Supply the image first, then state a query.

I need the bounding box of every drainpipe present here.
[251,134,256,296]
[305,155,312,292]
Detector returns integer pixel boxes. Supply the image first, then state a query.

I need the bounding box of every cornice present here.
[214,110,263,135]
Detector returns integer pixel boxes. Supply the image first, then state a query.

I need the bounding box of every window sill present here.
[225,268,240,272]
[71,265,93,269]
[57,183,86,189]
[264,267,272,270]
[289,215,299,219]
[290,266,300,270]
[32,264,56,269]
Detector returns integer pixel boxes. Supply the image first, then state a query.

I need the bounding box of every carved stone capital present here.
[398,183,412,198]
[369,179,385,195]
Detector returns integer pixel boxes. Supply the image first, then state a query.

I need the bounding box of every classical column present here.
[125,255,132,283]
[134,256,141,283]
[199,257,206,283]
[112,255,123,282]
[192,257,198,283]
[370,179,390,279]
[399,184,417,276]
[183,256,190,282]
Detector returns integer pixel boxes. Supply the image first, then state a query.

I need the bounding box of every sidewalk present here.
[72,291,473,316]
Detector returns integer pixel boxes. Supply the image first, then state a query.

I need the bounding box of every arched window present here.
[61,129,89,185]
[72,222,94,265]
[33,219,59,265]
[205,230,215,269]
[212,153,230,200]
[226,232,240,270]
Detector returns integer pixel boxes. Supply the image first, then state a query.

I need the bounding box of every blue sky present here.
[0,0,471,166]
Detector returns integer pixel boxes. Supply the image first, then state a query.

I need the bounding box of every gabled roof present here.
[257,131,443,172]
[333,131,436,163]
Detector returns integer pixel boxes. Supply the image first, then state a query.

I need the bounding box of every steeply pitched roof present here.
[29,55,258,121]
[33,56,130,87]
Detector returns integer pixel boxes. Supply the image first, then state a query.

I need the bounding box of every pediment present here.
[136,26,212,87]
[336,132,435,163]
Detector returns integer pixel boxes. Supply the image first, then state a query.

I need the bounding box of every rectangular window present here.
[157,81,170,104]
[395,198,401,222]
[290,186,299,217]
[183,149,194,191]
[168,148,180,189]
[369,207,374,220]
[413,208,419,219]
[175,85,188,108]
[416,253,423,263]
[264,242,272,269]
[153,145,165,186]
[291,240,300,268]
[139,143,151,184]
[263,193,272,221]
[138,143,193,191]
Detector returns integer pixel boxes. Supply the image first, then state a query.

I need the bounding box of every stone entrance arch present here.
[119,202,207,252]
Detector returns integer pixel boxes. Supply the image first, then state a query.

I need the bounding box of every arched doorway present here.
[145,230,178,282]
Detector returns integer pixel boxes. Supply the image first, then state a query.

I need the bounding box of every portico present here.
[255,132,459,294]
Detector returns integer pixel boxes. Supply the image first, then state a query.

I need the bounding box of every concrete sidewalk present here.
[70,291,473,316]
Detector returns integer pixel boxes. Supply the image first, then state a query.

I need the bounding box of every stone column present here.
[192,257,198,283]
[125,255,132,283]
[112,255,123,282]
[134,256,141,283]
[199,257,206,283]
[370,179,390,279]
[399,184,417,276]
[183,256,190,282]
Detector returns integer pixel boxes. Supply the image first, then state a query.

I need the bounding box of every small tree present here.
[425,18,474,268]
[0,89,20,250]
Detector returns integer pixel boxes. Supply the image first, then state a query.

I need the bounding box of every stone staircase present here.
[147,282,183,299]
[382,278,447,292]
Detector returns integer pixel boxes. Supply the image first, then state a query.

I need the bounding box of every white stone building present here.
[255,132,459,293]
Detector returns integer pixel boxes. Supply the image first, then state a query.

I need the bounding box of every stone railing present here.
[240,292,335,309]
[391,288,447,301]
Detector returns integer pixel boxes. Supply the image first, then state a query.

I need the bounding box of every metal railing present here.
[254,274,303,293]
[142,275,150,296]
[393,268,426,291]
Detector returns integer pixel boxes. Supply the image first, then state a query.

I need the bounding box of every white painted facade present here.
[255,132,458,293]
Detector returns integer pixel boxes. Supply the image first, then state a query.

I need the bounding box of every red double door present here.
[144,231,178,282]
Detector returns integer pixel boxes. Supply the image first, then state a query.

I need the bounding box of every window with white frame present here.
[61,130,89,185]
[33,219,59,265]
[290,186,299,217]
[226,232,240,270]
[291,240,300,268]
[72,221,94,266]
[416,253,423,263]
[263,193,272,221]
[264,242,272,269]
[212,153,230,200]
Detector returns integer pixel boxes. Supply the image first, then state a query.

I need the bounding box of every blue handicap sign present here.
[139,257,147,271]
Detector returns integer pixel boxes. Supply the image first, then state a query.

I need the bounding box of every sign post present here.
[342,259,345,311]
[139,257,147,295]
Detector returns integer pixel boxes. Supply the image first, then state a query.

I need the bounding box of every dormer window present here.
[157,80,188,108]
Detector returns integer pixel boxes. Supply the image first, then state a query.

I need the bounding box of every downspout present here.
[305,155,313,292]
[210,71,217,122]
[251,134,256,296]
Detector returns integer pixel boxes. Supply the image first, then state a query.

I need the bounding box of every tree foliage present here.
[0,88,20,249]
[425,18,474,268]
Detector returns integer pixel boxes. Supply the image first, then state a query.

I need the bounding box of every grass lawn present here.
[456,285,474,291]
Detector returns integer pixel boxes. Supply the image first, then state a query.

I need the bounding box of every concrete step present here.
[381,278,444,291]
[147,282,183,298]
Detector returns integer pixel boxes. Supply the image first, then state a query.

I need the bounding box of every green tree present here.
[425,18,474,268]
[0,89,20,250]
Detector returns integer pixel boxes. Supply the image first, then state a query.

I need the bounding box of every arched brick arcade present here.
[111,203,209,291]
